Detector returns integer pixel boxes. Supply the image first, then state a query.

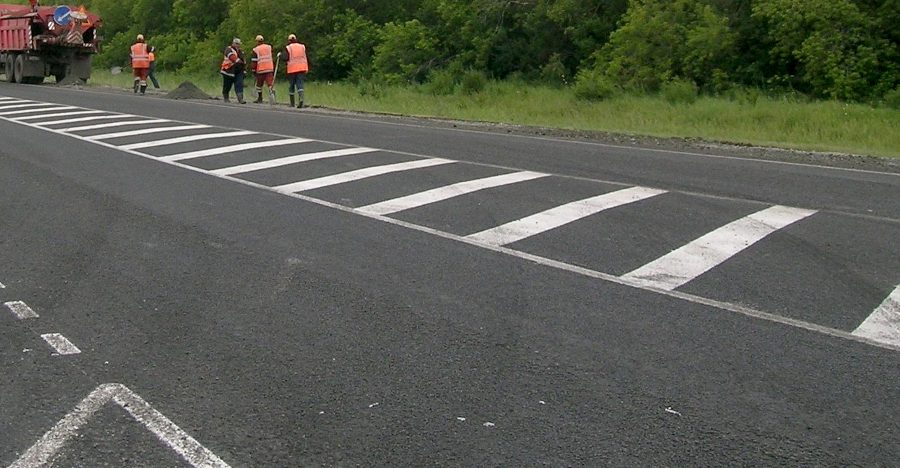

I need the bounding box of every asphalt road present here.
[1,82,899,467]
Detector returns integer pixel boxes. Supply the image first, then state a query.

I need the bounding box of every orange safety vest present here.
[221,46,240,73]
[131,43,150,69]
[253,44,274,73]
[286,43,308,74]
[149,51,155,62]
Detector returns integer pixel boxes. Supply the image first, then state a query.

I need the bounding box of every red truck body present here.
[0,1,102,84]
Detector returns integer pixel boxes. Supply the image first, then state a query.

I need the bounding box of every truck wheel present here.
[13,54,25,84]
[5,55,16,83]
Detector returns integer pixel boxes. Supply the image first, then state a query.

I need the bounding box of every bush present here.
[460,69,488,94]
[660,78,699,104]
[540,53,569,88]
[573,69,617,101]
[884,87,900,110]
[423,68,457,95]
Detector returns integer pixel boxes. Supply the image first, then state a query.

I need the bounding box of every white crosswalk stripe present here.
[621,205,817,290]
[0,106,78,116]
[357,171,549,216]
[158,138,312,162]
[59,118,169,132]
[466,186,666,246]
[121,130,256,150]
[853,285,900,347]
[274,158,454,193]
[14,110,105,121]
[88,124,210,140]
[0,103,68,114]
[211,147,376,176]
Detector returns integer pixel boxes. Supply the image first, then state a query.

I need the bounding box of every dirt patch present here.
[164,81,211,100]
[56,76,86,86]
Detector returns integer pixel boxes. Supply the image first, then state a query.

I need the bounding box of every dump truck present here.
[0,0,101,84]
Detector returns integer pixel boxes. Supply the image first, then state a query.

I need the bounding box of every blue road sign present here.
[53,6,72,26]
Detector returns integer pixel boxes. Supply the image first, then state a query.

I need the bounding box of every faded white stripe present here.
[59,118,168,132]
[88,124,210,141]
[622,205,817,290]
[358,171,549,216]
[4,300,39,319]
[274,158,454,193]
[14,110,105,121]
[853,286,900,347]
[41,333,81,355]
[0,105,73,115]
[121,130,256,150]
[466,186,666,246]
[0,102,46,110]
[211,147,375,176]
[159,138,312,162]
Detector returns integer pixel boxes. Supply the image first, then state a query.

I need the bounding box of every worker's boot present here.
[223,92,230,103]
[297,89,304,108]
[254,91,263,104]
[289,94,295,108]
[140,84,147,95]
[268,88,276,105]
[236,93,245,104]
[133,78,140,93]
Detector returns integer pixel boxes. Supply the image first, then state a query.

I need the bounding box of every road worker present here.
[220,38,246,104]
[147,46,160,89]
[130,34,150,95]
[279,33,309,108]
[250,35,276,104]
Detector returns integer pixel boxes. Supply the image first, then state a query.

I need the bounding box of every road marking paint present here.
[58,118,169,132]
[621,205,817,290]
[211,147,376,176]
[466,186,667,246]
[120,130,257,150]
[853,285,900,347]
[0,96,19,101]
[9,383,231,468]
[0,104,69,114]
[13,110,105,121]
[357,171,549,216]
[274,158,454,193]
[0,101,37,108]
[158,138,312,162]
[0,281,5,288]
[87,124,212,141]
[4,300,39,319]
[40,333,81,355]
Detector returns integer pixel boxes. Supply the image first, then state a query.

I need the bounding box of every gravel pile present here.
[164,81,211,100]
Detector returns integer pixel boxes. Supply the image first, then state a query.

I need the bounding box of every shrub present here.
[460,69,488,94]
[573,69,617,101]
[660,78,699,104]
[424,68,457,96]
[884,87,900,110]
[540,53,569,88]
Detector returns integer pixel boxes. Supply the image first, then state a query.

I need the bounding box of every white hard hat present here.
[136,34,144,42]
[232,38,241,45]
[255,35,264,42]
[288,34,296,41]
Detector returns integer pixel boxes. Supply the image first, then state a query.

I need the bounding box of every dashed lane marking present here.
[622,205,817,290]
[5,300,39,319]
[40,333,81,355]
[9,383,231,468]
[466,186,667,246]
[853,285,900,348]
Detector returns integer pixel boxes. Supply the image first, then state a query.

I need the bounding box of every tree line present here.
[71,0,900,102]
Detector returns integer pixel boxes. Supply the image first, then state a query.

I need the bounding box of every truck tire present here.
[13,54,25,84]
[5,55,16,83]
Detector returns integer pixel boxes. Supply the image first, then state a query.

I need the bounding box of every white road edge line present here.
[121,130,256,150]
[40,333,81,355]
[9,383,231,468]
[357,170,550,216]
[853,285,900,347]
[4,300,39,319]
[621,205,817,290]
[2,96,896,353]
[273,158,454,193]
[466,186,666,246]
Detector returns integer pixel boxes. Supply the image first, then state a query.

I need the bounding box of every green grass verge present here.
[89,70,900,159]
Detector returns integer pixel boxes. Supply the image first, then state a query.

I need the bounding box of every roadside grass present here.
[89,70,900,158]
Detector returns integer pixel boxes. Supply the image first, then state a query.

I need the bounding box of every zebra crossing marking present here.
[121,130,256,150]
[0,105,74,115]
[158,138,312,162]
[853,285,900,347]
[58,118,169,132]
[621,205,817,290]
[88,124,211,140]
[14,110,105,121]
[466,186,666,246]
[273,158,454,193]
[211,146,376,176]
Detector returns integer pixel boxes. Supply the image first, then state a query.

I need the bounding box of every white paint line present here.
[13,110,105,121]
[121,130,257,150]
[9,383,231,468]
[853,285,900,347]
[4,300,39,319]
[274,158,455,193]
[88,124,212,141]
[466,186,667,246]
[59,118,168,132]
[0,103,68,113]
[40,333,81,355]
[0,101,37,108]
[0,281,5,288]
[158,138,312,162]
[358,171,549,216]
[211,146,375,176]
[0,106,77,116]
[622,205,817,290]
[0,96,19,101]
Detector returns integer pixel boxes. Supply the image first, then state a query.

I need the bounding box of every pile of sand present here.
[164,81,211,100]
[57,76,86,86]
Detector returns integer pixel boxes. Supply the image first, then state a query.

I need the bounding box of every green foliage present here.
[372,19,439,84]
[573,69,617,101]
[540,53,569,88]
[884,88,900,110]
[460,69,488,95]
[660,78,699,104]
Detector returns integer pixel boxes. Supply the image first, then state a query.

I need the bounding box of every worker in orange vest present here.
[130,34,150,95]
[147,46,160,89]
[250,35,276,104]
[279,34,309,108]
[220,38,246,104]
